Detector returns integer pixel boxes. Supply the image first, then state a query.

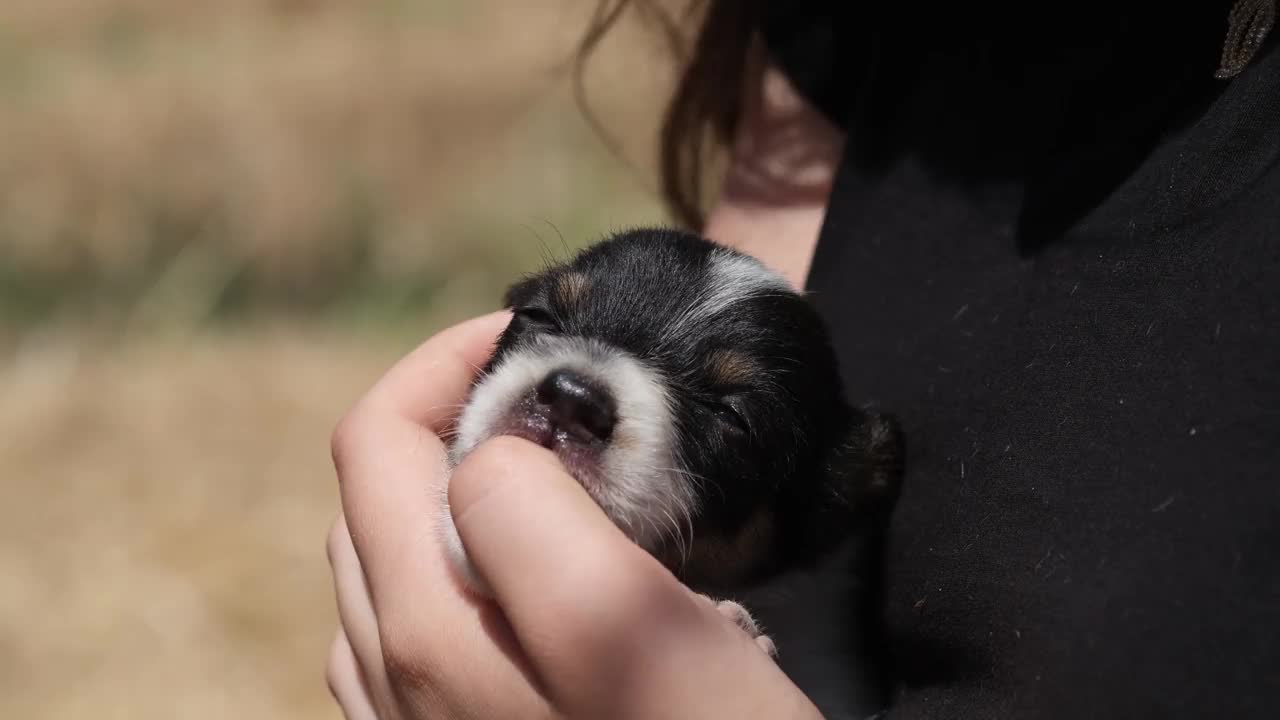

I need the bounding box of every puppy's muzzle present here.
[537,368,617,443]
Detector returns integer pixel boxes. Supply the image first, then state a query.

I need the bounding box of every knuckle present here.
[330,402,376,475]
[378,619,441,689]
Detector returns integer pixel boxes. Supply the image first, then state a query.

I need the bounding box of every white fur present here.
[441,335,692,595]
[661,249,793,346]
[704,250,792,318]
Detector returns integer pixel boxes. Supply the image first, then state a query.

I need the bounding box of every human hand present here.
[325,311,823,719]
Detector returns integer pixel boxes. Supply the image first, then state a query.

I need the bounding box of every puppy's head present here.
[451,229,901,588]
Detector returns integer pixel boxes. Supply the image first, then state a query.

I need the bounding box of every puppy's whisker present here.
[520,222,560,274]
[636,511,663,551]
[657,507,685,559]
[424,403,472,424]
[538,218,571,260]
[657,466,710,489]
[461,359,490,378]
[666,501,695,568]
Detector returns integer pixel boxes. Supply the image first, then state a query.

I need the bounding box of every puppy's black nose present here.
[535,368,616,442]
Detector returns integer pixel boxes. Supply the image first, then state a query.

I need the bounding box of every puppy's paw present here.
[704,596,778,659]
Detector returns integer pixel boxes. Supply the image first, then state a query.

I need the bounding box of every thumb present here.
[448,436,704,704]
[448,436,823,720]
[449,435,650,596]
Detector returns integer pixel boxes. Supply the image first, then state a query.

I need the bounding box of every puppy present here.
[441,228,903,718]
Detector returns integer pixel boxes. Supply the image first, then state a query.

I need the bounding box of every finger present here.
[449,436,668,610]
[328,515,395,704]
[332,313,508,614]
[448,437,705,705]
[361,310,510,429]
[327,629,381,720]
[449,437,819,719]
[333,469,552,718]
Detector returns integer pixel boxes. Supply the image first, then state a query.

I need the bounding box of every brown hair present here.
[574,1,759,230]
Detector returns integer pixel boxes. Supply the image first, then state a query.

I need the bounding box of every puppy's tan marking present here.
[553,271,590,307]
[707,349,757,387]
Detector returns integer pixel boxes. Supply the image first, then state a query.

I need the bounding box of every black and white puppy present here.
[442,228,903,718]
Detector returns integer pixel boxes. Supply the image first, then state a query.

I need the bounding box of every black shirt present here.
[763,2,1280,717]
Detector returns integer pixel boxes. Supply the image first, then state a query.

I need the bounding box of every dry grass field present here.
[0,2,675,717]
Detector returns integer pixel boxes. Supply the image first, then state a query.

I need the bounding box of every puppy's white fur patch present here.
[441,335,690,594]
[708,249,792,299]
[662,250,792,346]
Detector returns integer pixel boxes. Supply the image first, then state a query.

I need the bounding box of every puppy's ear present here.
[804,414,904,554]
[501,274,542,309]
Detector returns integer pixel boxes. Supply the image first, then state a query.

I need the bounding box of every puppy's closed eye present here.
[700,398,749,434]
[511,306,558,333]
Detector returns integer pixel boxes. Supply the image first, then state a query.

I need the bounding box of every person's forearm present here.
[703,55,845,289]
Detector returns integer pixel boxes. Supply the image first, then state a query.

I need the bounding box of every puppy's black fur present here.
[501,230,899,579]
[451,228,904,717]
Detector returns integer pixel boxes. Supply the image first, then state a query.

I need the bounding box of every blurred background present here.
[0,2,675,717]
